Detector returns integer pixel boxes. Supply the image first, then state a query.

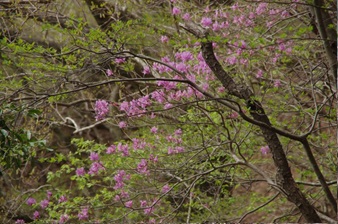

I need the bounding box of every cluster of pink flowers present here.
[119,96,151,116]
[113,170,130,190]
[137,159,149,175]
[94,100,109,121]
[78,207,89,220]
[117,143,129,156]
[106,145,116,154]
[261,145,270,155]
[88,161,105,175]
[132,138,146,150]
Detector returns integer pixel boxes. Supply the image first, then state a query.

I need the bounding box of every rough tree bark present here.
[200,41,322,223]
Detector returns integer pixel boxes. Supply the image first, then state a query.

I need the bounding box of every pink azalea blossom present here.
[115,58,125,64]
[118,121,127,128]
[201,17,213,27]
[47,190,52,199]
[218,86,225,92]
[58,195,67,203]
[137,159,148,174]
[78,208,89,220]
[33,211,39,220]
[88,162,105,175]
[113,170,128,190]
[40,199,49,209]
[256,3,268,15]
[106,145,116,154]
[142,66,150,75]
[162,184,170,193]
[229,112,239,119]
[89,152,99,161]
[94,100,109,121]
[106,69,113,76]
[281,10,289,18]
[261,146,270,155]
[256,70,263,78]
[140,200,147,207]
[149,154,158,162]
[164,103,173,109]
[15,220,25,224]
[59,214,69,224]
[274,79,281,87]
[174,128,182,136]
[26,198,36,206]
[117,143,129,156]
[150,126,158,134]
[125,200,133,208]
[182,13,191,21]
[172,7,180,15]
[76,167,86,176]
[132,138,146,150]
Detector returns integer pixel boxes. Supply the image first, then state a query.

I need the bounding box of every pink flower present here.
[142,66,151,75]
[256,70,263,78]
[88,162,105,175]
[137,159,148,174]
[117,143,129,156]
[118,121,127,128]
[115,58,125,64]
[281,10,289,18]
[89,152,99,161]
[180,51,194,62]
[168,147,175,155]
[160,36,169,43]
[150,126,158,134]
[59,214,69,224]
[121,190,130,198]
[76,167,86,176]
[157,80,177,91]
[46,190,52,200]
[106,69,113,76]
[151,90,165,103]
[40,199,49,209]
[140,200,147,207]
[106,145,116,154]
[172,7,180,15]
[201,17,213,27]
[125,200,133,208]
[229,112,239,119]
[15,220,25,224]
[113,170,128,190]
[212,22,221,31]
[162,184,170,193]
[182,13,191,21]
[78,208,89,220]
[33,211,39,220]
[132,138,146,150]
[260,146,270,155]
[274,79,281,87]
[218,86,225,92]
[58,195,67,203]
[149,154,158,163]
[164,103,173,109]
[144,206,154,215]
[114,195,121,202]
[256,3,268,15]
[94,100,109,121]
[174,128,182,136]
[227,56,237,65]
[26,197,36,206]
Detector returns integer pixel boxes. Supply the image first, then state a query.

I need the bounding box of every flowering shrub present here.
[2,0,336,223]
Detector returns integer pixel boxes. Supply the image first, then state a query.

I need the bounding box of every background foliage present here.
[0,0,336,223]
